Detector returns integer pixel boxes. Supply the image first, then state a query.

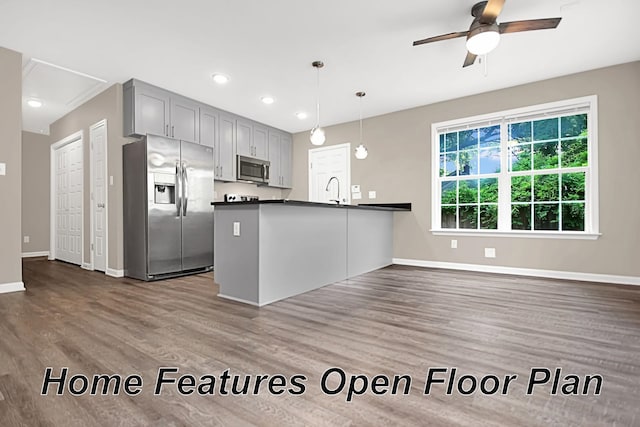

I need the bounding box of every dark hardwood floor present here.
[1,258,639,426]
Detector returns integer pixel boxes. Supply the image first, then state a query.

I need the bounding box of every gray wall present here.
[289,61,640,277]
[21,131,50,254]
[0,47,22,285]
[49,84,132,271]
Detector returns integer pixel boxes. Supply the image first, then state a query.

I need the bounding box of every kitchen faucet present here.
[325,176,340,204]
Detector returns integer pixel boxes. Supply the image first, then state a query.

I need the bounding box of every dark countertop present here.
[211,199,411,211]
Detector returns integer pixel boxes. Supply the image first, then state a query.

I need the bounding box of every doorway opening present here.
[308,143,351,204]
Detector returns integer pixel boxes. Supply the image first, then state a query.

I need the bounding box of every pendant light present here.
[354,91,368,160]
[310,61,326,145]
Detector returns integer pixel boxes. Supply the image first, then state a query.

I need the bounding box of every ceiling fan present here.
[413,0,562,67]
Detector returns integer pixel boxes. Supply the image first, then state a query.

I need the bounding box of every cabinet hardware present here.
[171,125,175,138]
[166,124,169,136]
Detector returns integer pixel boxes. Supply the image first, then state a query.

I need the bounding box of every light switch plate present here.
[0,162,6,176]
[109,175,114,186]
[351,185,361,193]
[24,236,30,243]
[352,192,362,200]
[451,239,457,249]
[485,248,496,258]
[368,191,376,199]
[233,222,240,236]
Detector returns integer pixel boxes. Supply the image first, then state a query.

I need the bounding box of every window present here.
[432,96,598,238]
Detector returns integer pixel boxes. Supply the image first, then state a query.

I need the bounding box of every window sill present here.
[430,229,601,240]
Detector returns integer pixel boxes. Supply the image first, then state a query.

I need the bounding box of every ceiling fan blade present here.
[463,51,478,68]
[499,17,562,34]
[479,0,505,24]
[413,31,468,46]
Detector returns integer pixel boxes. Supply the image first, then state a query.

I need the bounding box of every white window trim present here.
[431,95,599,238]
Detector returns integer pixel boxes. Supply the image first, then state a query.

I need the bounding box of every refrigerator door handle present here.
[176,161,182,217]
[182,161,189,216]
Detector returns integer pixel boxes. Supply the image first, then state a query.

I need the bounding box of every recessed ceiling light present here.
[261,96,275,105]
[27,98,43,108]
[295,112,308,120]
[211,73,229,84]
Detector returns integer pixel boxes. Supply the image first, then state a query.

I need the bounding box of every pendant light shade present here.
[310,61,326,145]
[354,91,368,160]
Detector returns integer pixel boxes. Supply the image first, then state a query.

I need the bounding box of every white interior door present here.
[55,138,83,265]
[309,143,350,204]
[91,121,107,272]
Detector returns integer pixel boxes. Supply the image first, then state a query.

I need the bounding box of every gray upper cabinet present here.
[170,95,199,143]
[280,134,292,188]
[124,81,170,138]
[237,119,268,160]
[267,130,293,188]
[218,113,236,181]
[253,125,268,160]
[201,106,235,182]
[123,79,198,143]
[236,119,253,158]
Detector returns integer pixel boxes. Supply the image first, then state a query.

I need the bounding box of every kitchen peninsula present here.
[212,200,410,306]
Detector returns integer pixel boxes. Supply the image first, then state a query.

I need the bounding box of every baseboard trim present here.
[106,268,124,278]
[392,258,640,287]
[0,281,26,294]
[217,293,260,306]
[81,263,93,271]
[22,251,50,258]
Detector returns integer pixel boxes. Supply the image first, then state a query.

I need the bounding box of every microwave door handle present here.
[175,161,181,217]
[264,164,269,181]
[182,161,188,216]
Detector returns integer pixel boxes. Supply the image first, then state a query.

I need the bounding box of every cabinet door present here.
[267,131,281,187]
[134,85,170,137]
[236,119,253,157]
[218,113,236,181]
[200,107,218,176]
[280,134,293,188]
[253,125,269,160]
[170,96,200,143]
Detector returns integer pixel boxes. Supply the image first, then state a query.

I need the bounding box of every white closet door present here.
[55,139,83,265]
[91,123,107,272]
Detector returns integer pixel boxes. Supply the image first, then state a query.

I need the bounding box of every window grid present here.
[433,98,595,235]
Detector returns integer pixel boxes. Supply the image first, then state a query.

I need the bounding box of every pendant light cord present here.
[316,66,321,127]
[359,96,363,144]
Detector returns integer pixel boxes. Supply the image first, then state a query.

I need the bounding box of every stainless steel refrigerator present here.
[123,134,214,280]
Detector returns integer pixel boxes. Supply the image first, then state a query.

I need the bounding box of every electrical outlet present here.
[353,192,362,200]
[451,239,457,249]
[485,248,496,258]
[23,236,30,244]
[109,176,114,186]
[368,191,376,199]
[233,222,240,236]
[0,162,6,176]
[351,185,361,193]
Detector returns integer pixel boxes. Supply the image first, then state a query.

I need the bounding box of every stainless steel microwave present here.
[237,155,270,183]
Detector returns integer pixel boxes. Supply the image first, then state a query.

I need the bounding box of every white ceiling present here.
[2,0,639,134]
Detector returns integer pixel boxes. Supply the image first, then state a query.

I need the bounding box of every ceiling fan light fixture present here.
[466,25,500,55]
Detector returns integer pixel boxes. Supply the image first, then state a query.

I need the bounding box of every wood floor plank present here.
[0,257,638,426]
